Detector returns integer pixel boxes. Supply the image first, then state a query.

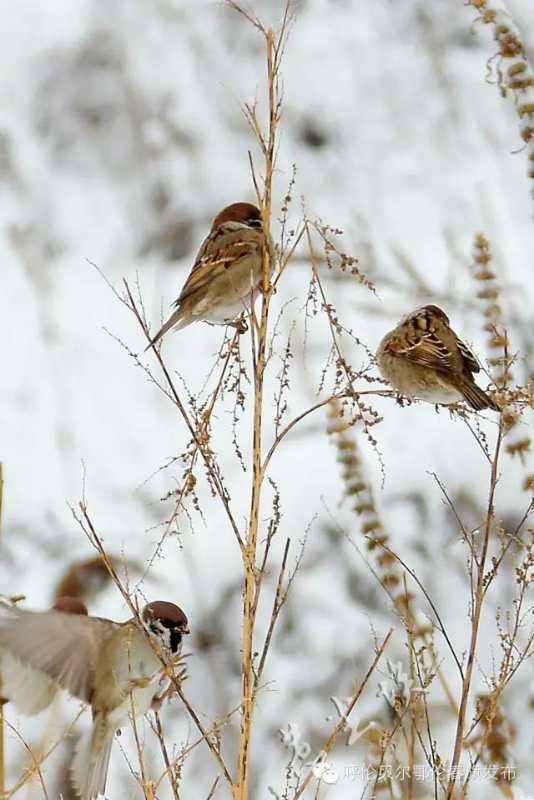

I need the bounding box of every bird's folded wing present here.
[387,328,454,373]
[176,240,257,305]
[0,607,117,702]
[455,336,480,374]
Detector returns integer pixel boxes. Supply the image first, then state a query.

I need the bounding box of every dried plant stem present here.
[142,327,242,575]
[230,3,291,792]
[445,420,504,800]
[153,712,181,800]
[235,28,277,800]
[5,709,84,798]
[170,681,234,788]
[125,280,245,554]
[4,720,49,800]
[293,629,393,800]
[253,537,291,690]
[206,776,220,799]
[263,389,394,473]
[154,704,241,792]
[129,693,149,799]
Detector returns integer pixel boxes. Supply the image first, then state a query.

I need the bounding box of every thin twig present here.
[366,536,464,680]
[125,279,245,554]
[446,420,505,800]
[5,719,49,800]
[153,712,181,800]
[293,629,393,799]
[253,537,291,691]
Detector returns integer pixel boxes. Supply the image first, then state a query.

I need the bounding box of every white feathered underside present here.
[0,650,58,714]
[0,606,117,702]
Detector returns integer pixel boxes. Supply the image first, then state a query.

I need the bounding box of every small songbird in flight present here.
[146,202,267,348]
[0,600,189,800]
[376,305,499,411]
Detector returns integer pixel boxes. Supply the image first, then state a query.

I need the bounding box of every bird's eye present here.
[247,217,263,229]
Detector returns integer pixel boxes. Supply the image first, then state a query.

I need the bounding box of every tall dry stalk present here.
[232,8,286,797]
[445,420,505,800]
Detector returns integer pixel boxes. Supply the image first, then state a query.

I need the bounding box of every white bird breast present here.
[0,650,58,715]
[107,634,166,727]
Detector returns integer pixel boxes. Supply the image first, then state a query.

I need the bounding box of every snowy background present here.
[1,0,534,797]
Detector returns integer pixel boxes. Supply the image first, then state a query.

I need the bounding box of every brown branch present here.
[125,280,245,554]
[5,719,50,800]
[170,681,234,788]
[232,6,291,796]
[446,419,505,800]
[153,712,181,800]
[293,628,393,799]
[142,327,243,576]
[253,537,291,691]
[363,536,464,680]
[262,390,395,474]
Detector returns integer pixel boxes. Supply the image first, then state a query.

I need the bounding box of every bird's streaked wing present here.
[0,607,117,702]
[386,327,454,373]
[455,336,480,374]
[175,239,255,306]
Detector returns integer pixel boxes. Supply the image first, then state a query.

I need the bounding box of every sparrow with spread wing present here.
[146,201,267,348]
[0,600,189,800]
[376,305,499,411]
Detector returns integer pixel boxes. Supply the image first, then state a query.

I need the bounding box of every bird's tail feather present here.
[71,716,113,800]
[144,308,189,351]
[458,379,499,412]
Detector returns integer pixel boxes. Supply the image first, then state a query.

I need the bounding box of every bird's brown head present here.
[53,596,89,615]
[212,202,262,230]
[143,601,189,654]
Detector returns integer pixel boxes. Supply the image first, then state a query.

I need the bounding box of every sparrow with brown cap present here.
[147,201,267,348]
[376,305,499,411]
[0,600,189,800]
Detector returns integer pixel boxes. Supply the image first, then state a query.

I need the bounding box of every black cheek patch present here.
[150,618,183,654]
[169,629,182,653]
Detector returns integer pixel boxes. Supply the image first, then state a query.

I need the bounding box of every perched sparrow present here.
[146,201,267,347]
[376,305,500,411]
[0,600,189,800]
[0,595,88,715]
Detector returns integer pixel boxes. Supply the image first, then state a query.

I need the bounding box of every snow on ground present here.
[1,0,533,797]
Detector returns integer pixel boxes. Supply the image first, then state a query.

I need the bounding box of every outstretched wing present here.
[0,606,117,702]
